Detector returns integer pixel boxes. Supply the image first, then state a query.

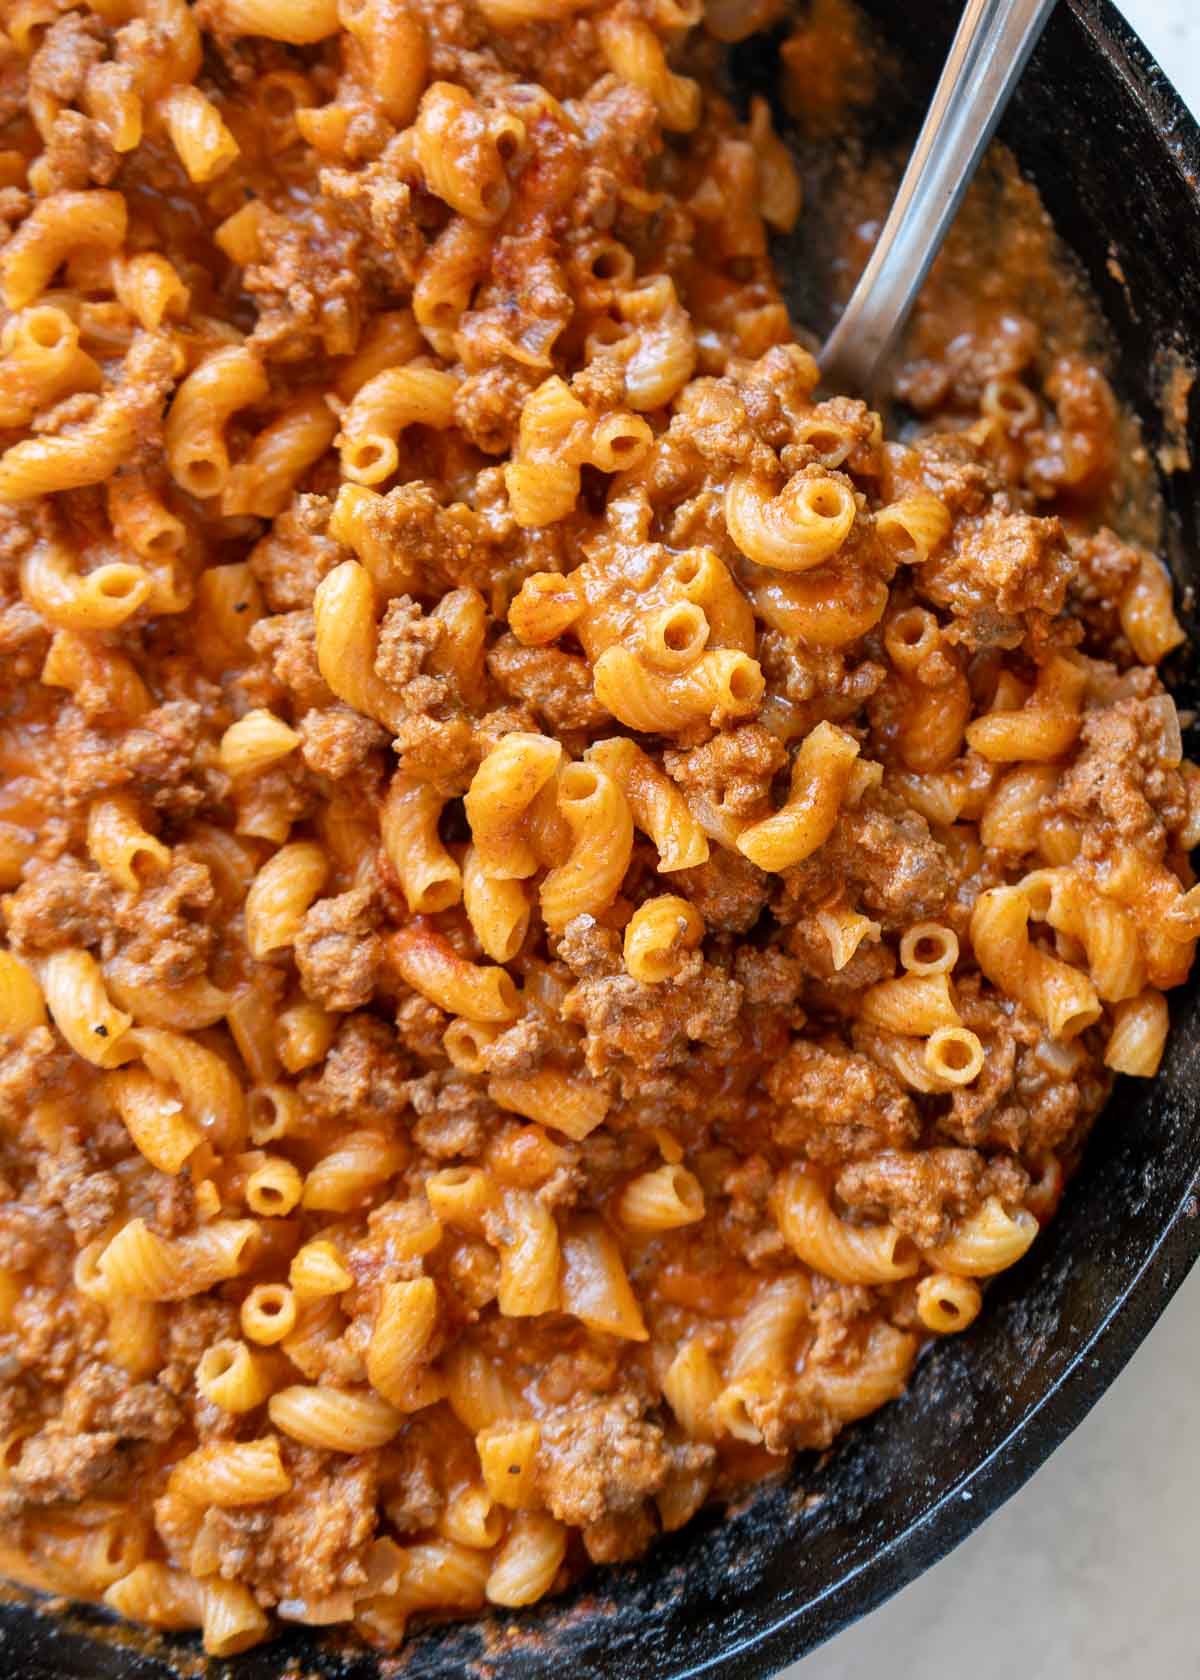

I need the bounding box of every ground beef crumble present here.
[293,885,381,1012]
[767,1040,920,1163]
[535,1397,670,1527]
[563,950,743,1088]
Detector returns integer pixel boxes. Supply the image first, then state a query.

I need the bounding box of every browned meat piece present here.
[883,432,997,523]
[659,377,776,479]
[243,206,365,362]
[12,1428,123,1505]
[487,633,610,731]
[583,1436,713,1562]
[482,1013,554,1076]
[391,709,477,792]
[758,632,885,724]
[314,590,479,790]
[834,1148,1030,1246]
[919,507,1073,648]
[721,1153,789,1266]
[319,162,425,295]
[117,700,220,813]
[10,1269,107,1386]
[563,950,741,1088]
[570,356,626,414]
[153,1169,196,1236]
[374,595,441,689]
[381,1421,444,1534]
[0,599,48,694]
[300,707,387,779]
[390,986,449,1062]
[456,228,574,451]
[60,1366,181,1441]
[554,916,622,979]
[535,1396,669,1528]
[183,1451,379,1606]
[1064,526,1140,651]
[408,1074,493,1158]
[664,724,785,816]
[453,363,541,456]
[0,1028,72,1129]
[36,1139,119,1246]
[28,12,105,101]
[37,111,119,192]
[472,705,543,759]
[767,1039,919,1163]
[778,792,948,932]
[106,857,215,994]
[249,497,343,613]
[5,857,114,954]
[732,945,804,1009]
[248,611,336,712]
[583,1503,658,1564]
[442,1235,502,1311]
[293,886,380,1012]
[303,1014,411,1122]
[1057,696,1189,848]
[355,482,441,587]
[0,1203,55,1272]
[672,848,769,934]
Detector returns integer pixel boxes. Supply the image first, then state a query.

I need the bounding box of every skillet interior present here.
[2,1,1199,1674]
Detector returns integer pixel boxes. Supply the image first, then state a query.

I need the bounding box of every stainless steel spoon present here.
[819,0,1059,395]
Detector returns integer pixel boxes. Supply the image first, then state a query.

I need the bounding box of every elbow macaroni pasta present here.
[772,1169,919,1285]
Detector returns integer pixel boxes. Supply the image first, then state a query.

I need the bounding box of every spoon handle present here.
[818,0,1059,395]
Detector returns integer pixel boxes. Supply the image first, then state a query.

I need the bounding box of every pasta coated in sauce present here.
[0,0,1193,1655]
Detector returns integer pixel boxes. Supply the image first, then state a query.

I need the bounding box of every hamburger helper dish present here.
[0,0,1194,1655]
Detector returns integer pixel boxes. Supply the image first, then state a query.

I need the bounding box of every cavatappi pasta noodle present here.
[0,0,1193,1657]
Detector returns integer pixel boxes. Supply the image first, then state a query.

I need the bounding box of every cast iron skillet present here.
[2,1,1199,1674]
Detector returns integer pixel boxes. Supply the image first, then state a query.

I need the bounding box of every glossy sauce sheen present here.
[0,0,1194,1657]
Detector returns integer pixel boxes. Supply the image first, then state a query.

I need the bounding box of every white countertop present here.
[1128,0,1200,114]
[789,5,1200,1677]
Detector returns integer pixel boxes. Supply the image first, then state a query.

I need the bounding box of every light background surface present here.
[788,4,1200,1677]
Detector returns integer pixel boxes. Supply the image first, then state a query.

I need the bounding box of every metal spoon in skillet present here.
[819,0,1059,395]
